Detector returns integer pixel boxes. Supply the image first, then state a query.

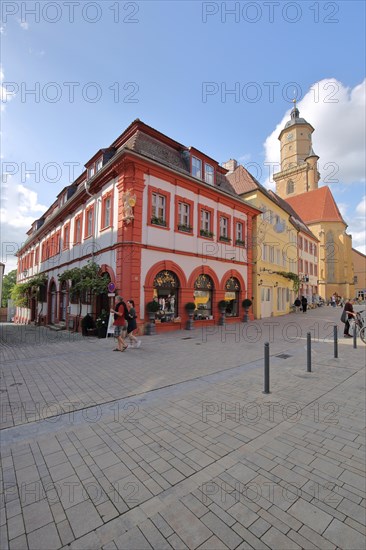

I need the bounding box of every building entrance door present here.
[261,287,272,318]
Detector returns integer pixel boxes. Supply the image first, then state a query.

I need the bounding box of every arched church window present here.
[286,180,295,195]
[325,231,335,283]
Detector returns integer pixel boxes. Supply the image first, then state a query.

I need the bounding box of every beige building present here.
[273,103,355,301]
[352,248,366,300]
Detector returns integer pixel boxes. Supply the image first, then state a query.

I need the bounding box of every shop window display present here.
[224,277,240,316]
[194,274,214,319]
[153,270,179,322]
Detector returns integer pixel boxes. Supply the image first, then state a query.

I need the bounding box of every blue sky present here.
[1,0,365,272]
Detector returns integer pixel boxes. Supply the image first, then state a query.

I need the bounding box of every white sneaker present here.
[136,340,141,348]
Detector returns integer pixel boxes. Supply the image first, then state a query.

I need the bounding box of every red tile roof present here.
[285,186,346,224]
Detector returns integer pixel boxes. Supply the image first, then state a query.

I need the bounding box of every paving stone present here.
[69,531,101,549]
[150,513,174,538]
[7,515,24,541]
[288,498,332,534]
[248,517,271,538]
[57,519,74,545]
[139,518,173,549]
[167,533,189,549]
[201,511,242,550]
[227,502,258,528]
[23,499,53,533]
[114,526,152,549]
[27,522,61,549]
[233,522,272,550]
[161,501,212,549]
[66,499,103,539]
[323,518,366,549]
[261,526,301,549]
[339,470,366,492]
[181,494,208,519]
[197,534,229,549]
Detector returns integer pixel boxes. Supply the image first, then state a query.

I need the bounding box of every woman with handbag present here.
[342,299,355,338]
[126,300,141,348]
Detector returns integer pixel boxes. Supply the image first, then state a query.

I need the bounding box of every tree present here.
[58,261,109,325]
[10,273,48,308]
[2,269,17,307]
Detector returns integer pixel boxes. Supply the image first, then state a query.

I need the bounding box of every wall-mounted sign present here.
[108,282,116,293]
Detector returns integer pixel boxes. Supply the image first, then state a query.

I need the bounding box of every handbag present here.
[340,309,347,323]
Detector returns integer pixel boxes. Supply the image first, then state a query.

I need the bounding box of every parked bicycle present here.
[350,310,366,344]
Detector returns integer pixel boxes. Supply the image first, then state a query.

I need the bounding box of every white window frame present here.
[192,157,202,179]
[205,163,214,185]
[152,193,166,221]
[201,209,211,232]
[178,202,190,226]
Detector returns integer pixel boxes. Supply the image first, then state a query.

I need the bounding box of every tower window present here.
[286,180,294,194]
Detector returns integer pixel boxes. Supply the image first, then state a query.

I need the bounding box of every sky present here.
[1,0,365,274]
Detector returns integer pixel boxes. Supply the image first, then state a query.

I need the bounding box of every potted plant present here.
[146,300,160,335]
[185,302,196,330]
[96,309,109,338]
[218,300,228,326]
[242,299,252,323]
[81,313,95,336]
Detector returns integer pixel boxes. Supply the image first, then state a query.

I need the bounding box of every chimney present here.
[222,159,238,173]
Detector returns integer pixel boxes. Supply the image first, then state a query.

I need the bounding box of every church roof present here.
[285,186,346,225]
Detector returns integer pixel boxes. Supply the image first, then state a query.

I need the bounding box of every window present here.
[314,264,318,276]
[63,223,70,250]
[96,158,103,172]
[194,274,214,319]
[298,236,303,249]
[310,263,313,275]
[235,221,245,246]
[304,239,308,252]
[314,245,317,257]
[101,192,113,229]
[299,259,303,272]
[262,244,268,261]
[152,193,167,226]
[205,164,214,185]
[74,215,82,244]
[192,157,202,179]
[88,166,95,179]
[287,180,294,194]
[35,246,39,265]
[224,277,240,317]
[85,206,94,238]
[305,261,309,274]
[269,246,274,263]
[219,216,229,240]
[175,196,193,233]
[200,210,211,236]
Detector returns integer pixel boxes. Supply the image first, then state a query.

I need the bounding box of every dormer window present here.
[88,166,95,179]
[205,164,214,185]
[96,159,103,172]
[191,157,202,179]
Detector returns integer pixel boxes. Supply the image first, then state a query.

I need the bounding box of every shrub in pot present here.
[185,302,196,330]
[242,299,252,322]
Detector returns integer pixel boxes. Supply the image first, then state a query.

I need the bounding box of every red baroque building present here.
[16,120,260,332]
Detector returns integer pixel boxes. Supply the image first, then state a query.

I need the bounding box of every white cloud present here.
[356,195,366,215]
[264,78,366,186]
[0,66,17,111]
[1,178,48,271]
[17,19,29,30]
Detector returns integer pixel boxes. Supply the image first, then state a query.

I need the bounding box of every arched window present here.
[153,270,179,320]
[224,277,240,317]
[194,274,214,319]
[286,180,295,195]
[60,280,68,322]
[326,231,335,282]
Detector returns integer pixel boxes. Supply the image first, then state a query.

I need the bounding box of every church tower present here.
[274,100,320,199]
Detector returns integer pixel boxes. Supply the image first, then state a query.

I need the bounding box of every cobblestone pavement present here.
[1,307,365,549]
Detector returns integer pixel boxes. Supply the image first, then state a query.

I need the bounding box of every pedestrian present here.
[294,298,301,312]
[301,295,308,313]
[331,294,336,307]
[343,299,355,338]
[110,295,128,351]
[126,299,141,348]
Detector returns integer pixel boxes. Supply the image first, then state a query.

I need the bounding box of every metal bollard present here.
[353,326,357,349]
[334,325,338,358]
[307,332,312,372]
[263,342,270,394]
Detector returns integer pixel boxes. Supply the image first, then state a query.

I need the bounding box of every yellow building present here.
[273,103,355,301]
[225,163,298,319]
[352,248,366,300]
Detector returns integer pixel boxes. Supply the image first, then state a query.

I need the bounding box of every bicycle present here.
[350,310,366,344]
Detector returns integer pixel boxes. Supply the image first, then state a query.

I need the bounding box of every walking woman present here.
[110,296,128,351]
[301,295,308,313]
[126,300,141,348]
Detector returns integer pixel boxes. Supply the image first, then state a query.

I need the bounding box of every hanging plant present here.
[272,271,300,293]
